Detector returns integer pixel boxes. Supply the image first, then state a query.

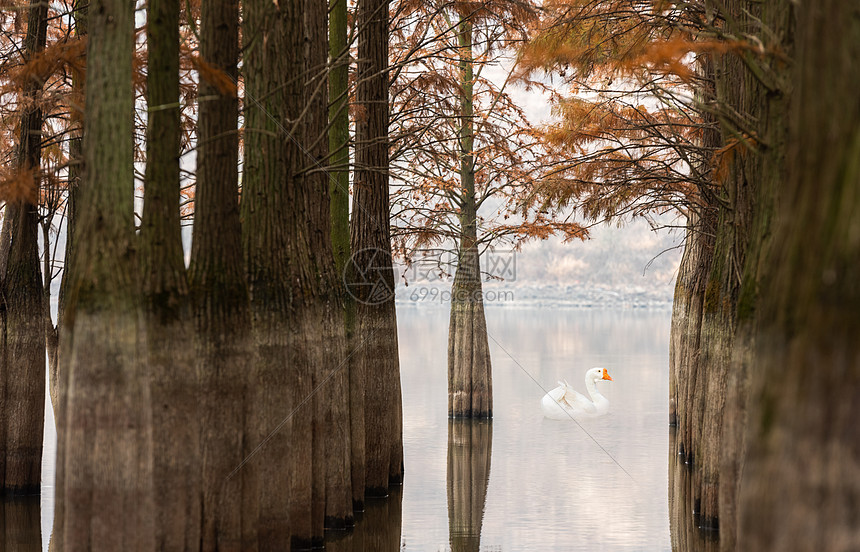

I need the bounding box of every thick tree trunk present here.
[57,0,155,547]
[737,1,860,549]
[448,237,493,419]
[352,0,404,496]
[447,18,492,419]
[243,0,352,545]
[141,0,199,547]
[190,0,255,548]
[242,3,308,543]
[669,206,716,462]
[669,3,794,539]
[0,0,48,495]
[714,5,792,548]
[447,419,492,552]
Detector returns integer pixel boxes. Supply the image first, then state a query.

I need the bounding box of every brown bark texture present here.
[0,496,41,551]
[141,0,199,546]
[351,0,404,497]
[190,0,255,548]
[737,0,860,549]
[242,0,352,546]
[447,19,493,420]
[57,0,156,547]
[668,1,792,538]
[0,0,48,496]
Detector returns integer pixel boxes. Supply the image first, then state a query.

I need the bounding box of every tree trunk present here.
[738,1,860,549]
[448,18,492,419]
[51,5,86,549]
[714,4,793,547]
[0,0,48,496]
[328,0,365,511]
[669,3,795,538]
[190,0,255,548]
[447,419,492,552]
[669,206,716,457]
[57,0,155,547]
[352,0,404,497]
[141,0,199,547]
[243,0,352,545]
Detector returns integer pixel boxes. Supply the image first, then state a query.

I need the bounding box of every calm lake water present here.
[395,305,673,551]
[33,304,680,551]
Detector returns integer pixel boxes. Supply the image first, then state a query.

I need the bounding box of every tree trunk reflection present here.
[669,429,718,552]
[448,419,492,552]
[0,496,40,551]
[326,487,402,551]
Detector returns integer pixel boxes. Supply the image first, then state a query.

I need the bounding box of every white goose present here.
[541,367,613,420]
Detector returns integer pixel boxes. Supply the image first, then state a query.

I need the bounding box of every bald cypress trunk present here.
[329,0,365,513]
[57,0,155,547]
[243,0,351,545]
[448,18,492,419]
[51,6,86,550]
[0,0,48,496]
[351,0,404,497]
[242,2,310,544]
[668,3,795,538]
[141,0,199,546]
[738,1,860,549]
[712,5,792,547]
[669,206,716,459]
[190,0,255,548]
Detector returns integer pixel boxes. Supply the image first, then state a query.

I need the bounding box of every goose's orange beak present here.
[602,368,613,381]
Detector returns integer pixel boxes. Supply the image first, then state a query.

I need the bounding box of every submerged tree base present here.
[448,287,493,419]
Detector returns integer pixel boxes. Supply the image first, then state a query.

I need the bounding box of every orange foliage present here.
[0,166,39,205]
[511,0,764,223]
[188,49,238,98]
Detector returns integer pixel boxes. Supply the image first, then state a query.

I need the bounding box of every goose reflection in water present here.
[448,419,492,552]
